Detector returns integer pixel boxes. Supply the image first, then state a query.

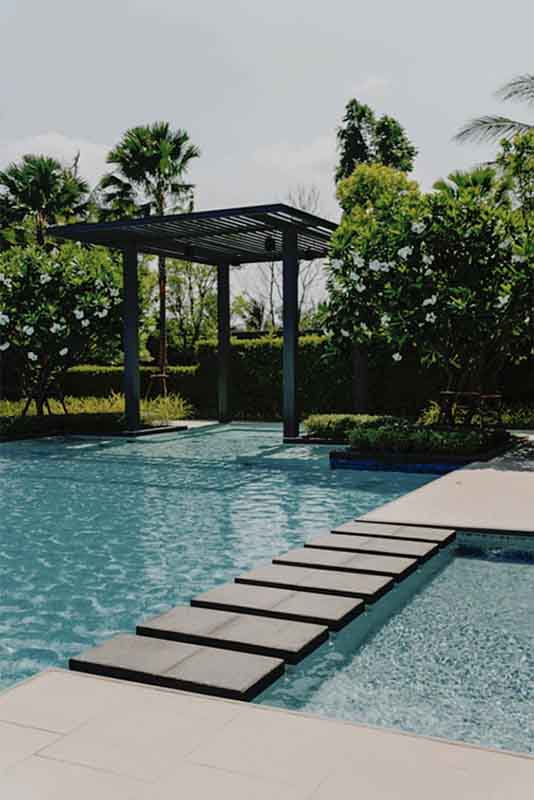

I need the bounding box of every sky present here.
[1,0,533,300]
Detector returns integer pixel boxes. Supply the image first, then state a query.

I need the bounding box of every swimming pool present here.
[0,423,431,691]
[260,532,534,755]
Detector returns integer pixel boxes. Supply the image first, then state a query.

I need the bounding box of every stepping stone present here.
[306,533,438,561]
[235,564,392,602]
[334,520,456,547]
[137,606,328,664]
[273,547,417,580]
[69,633,284,702]
[192,583,364,631]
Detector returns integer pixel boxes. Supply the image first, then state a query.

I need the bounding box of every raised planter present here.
[330,444,511,475]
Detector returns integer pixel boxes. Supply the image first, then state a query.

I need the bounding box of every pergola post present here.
[122,244,141,430]
[217,262,231,422]
[282,228,299,439]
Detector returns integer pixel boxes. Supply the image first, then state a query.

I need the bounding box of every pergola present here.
[49,203,337,437]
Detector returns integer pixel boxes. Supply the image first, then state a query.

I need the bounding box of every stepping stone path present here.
[235,564,393,601]
[70,633,284,701]
[273,547,417,579]
[192,583,364,630]
[69,520,455,701]
[137,606,328,664]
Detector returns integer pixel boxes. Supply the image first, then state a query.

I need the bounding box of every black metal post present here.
[282,228,299,438]
[122,245,141,430]
[217,262,231,422]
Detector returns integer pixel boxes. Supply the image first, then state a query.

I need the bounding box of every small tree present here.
[0,244,123,413]
[336,99,417,182]
[165,259,217,353]
[326,164,527,396]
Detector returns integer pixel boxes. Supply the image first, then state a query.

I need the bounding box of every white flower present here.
[0,273,12,287]
[109,288,120,298]
[81,319,90,328]
[422,253,434,266]
[512,254,525,264]
[425,312,437,323]
[369,260,382,272]
[330,258,343,269]
[340,329,350,338]
[74,309,84,320]
[397,246,413,260]
[496,296,509,309]
[22,325,34,336]
[40,273,52,285]
[355,282,366,293]
[412,222,425,234]
[422,295,437,307]
[50,322,63,334]
[353,254,365,268]
[381,314,390,326]
[96,308,109,318]
[59,347,68,357]
[392,352,402,362]
[0,342,9,351]
[28,351,38,362]
[0,312,8,325]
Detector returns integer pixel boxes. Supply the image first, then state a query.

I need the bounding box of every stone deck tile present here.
[137,606,328,664]
[307,533,438,561]
[336,520,456,546]
[2,671,534,798]
[191,582,364,630]
[273,546,417,579]
[69,634,284,701]
[235,563,393,602]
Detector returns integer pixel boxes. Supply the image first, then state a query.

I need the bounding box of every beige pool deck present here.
[1,668,533,799]
[360,439,534,533]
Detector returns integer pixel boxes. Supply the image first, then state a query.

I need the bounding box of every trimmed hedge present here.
[347,425,511,456]
[303,413,402,441]
[62,365,199,401]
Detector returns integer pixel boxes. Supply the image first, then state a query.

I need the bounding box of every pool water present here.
[260,533,534,755]
[0,423,431,691]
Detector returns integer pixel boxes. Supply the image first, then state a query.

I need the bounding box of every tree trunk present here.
[352,343,369,413]
[158,255,167,374]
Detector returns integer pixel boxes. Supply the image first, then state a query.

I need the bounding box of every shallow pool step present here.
[69,633,284,702]
[235,564,392,602]
[192,583,364,630]
[307,533,438,561]
[336,521,456,547]
[273,547,417,580]
[136,606,328,664]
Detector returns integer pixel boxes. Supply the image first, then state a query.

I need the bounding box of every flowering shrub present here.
[0,244,122,413]
[326,163,531,393]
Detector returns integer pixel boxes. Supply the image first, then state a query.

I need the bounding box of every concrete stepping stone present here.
[273,546,417,580]
[334,520,456,547]
[136,606,328,664]
[235,564,393,602]
[306,533,438,561]
[192,583,364,631]
[69,633,284,702]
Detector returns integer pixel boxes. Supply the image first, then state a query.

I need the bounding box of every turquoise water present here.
[260,533,534,755]
[0,423,432,690]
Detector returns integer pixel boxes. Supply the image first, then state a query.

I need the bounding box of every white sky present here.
[1,0,533,300]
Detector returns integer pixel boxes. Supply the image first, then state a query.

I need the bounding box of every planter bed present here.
[330,444,512,475]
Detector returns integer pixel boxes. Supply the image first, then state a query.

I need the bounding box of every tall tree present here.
[100,122,200,375]
[336,99,417,182]
[0,154,89,245]
[456,74,534,143]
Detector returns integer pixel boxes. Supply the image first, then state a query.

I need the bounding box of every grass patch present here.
[0,392,193,439]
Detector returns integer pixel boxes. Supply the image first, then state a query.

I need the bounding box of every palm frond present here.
[496,74,534,106]
[455,115,534,144]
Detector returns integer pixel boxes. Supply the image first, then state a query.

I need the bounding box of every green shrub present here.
[419,400,534,429]
[303,413,403,441]
[348,425,510,456]
[62,365,199,400]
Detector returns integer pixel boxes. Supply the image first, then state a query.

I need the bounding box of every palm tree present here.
[100,122,200,377]
[456,74,534,144]
[0,154,89,244]
[433,166,511,205]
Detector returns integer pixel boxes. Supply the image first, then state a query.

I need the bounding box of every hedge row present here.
[62,365,199,401]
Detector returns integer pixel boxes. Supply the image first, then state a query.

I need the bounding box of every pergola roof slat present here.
[48,203,337,264]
